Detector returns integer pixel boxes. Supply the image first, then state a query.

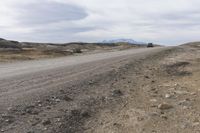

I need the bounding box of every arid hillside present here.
[0,38,146,62]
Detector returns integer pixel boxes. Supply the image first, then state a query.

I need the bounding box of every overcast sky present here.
[0,0,200,45]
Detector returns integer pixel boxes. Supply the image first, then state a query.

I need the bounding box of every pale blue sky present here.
[0,0,200,45]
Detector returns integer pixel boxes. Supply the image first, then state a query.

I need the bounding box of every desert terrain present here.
[0,40,199,133]
[0,38,143,62]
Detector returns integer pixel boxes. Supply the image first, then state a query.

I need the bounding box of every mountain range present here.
[101,39,147,45]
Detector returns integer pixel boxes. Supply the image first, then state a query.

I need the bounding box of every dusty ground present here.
[0,44,199,133]
[83,44,200,133]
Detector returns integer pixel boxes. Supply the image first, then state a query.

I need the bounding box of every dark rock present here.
[158,103,173,110]
[42,119,51,126]
[112,90,123,97]
[71,109,81,116]
[80,111,90,118]
[25,106,40,115]
[63,96,73,101]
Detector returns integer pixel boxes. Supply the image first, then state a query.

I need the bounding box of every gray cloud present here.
[1,0,200,45]
[17,2,88,25]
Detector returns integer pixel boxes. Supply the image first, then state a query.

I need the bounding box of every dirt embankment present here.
[0,44,199,133]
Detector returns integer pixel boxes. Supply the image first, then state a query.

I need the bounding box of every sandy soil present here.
[0,44,199,133]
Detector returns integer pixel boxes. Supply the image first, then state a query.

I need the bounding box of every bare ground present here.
[0,44,199,133]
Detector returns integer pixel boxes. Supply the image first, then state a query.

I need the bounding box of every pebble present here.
[7,107,13,111]
[165,94,172,98]
[63,96,73,101]
[112,90,123,97]
[148,112,160,117]
[192,122,200,127]
[80,111,90,118]
[42,119,51,126]
[46,106,51,110]
[150,99,157,102]
[55,99,61,102]
[160,114,168,119]
[178,99,191,106]
[158,103,173,110]
[88,81,94,85]
[182,106,189,110]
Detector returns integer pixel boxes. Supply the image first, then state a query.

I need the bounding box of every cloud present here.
[0,0,200,45]
[16,2,88,25]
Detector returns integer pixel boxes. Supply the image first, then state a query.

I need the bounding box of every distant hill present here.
[0,38,21,49]
[0,38,5,41]
[181,42,200,48]
[101,39,147,45]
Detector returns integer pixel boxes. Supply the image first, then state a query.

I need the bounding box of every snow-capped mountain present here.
[101,39,146,45]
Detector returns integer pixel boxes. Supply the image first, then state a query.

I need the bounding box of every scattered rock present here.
[178,99,191,106]
[71,109,80,116]
[5,119,14,124]
[46,106,51,110]
[7,107,13,111]
[1,114,15,124]
[158,103,173,110]
[174,90,189,95]
[88,80,94,85]
[30,117,41,126]
[63,96,73,101]
[149,112,159,117]
[160,114,168,119]
[56,118,61,122]
[113,123,122,127]
[182,106,189,110]
[25,106,40,115]
[80,110,90,118]
[137,117,145,121]
[112,90,123,97]
[190,92,196,95]
[27,131,34,133]
[42,119,51,126]
[55,99,61,102]
[193,118,199,123]
[192,122,200,127]
[36,100,42,104]
[150,99,157,102]
[165,94,172,98]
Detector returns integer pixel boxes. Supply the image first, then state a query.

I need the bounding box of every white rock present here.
[165,94,171,98]
[150,99,157,102]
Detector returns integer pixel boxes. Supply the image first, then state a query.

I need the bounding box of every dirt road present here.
[1,46,199,133]
[0,47,167,111]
